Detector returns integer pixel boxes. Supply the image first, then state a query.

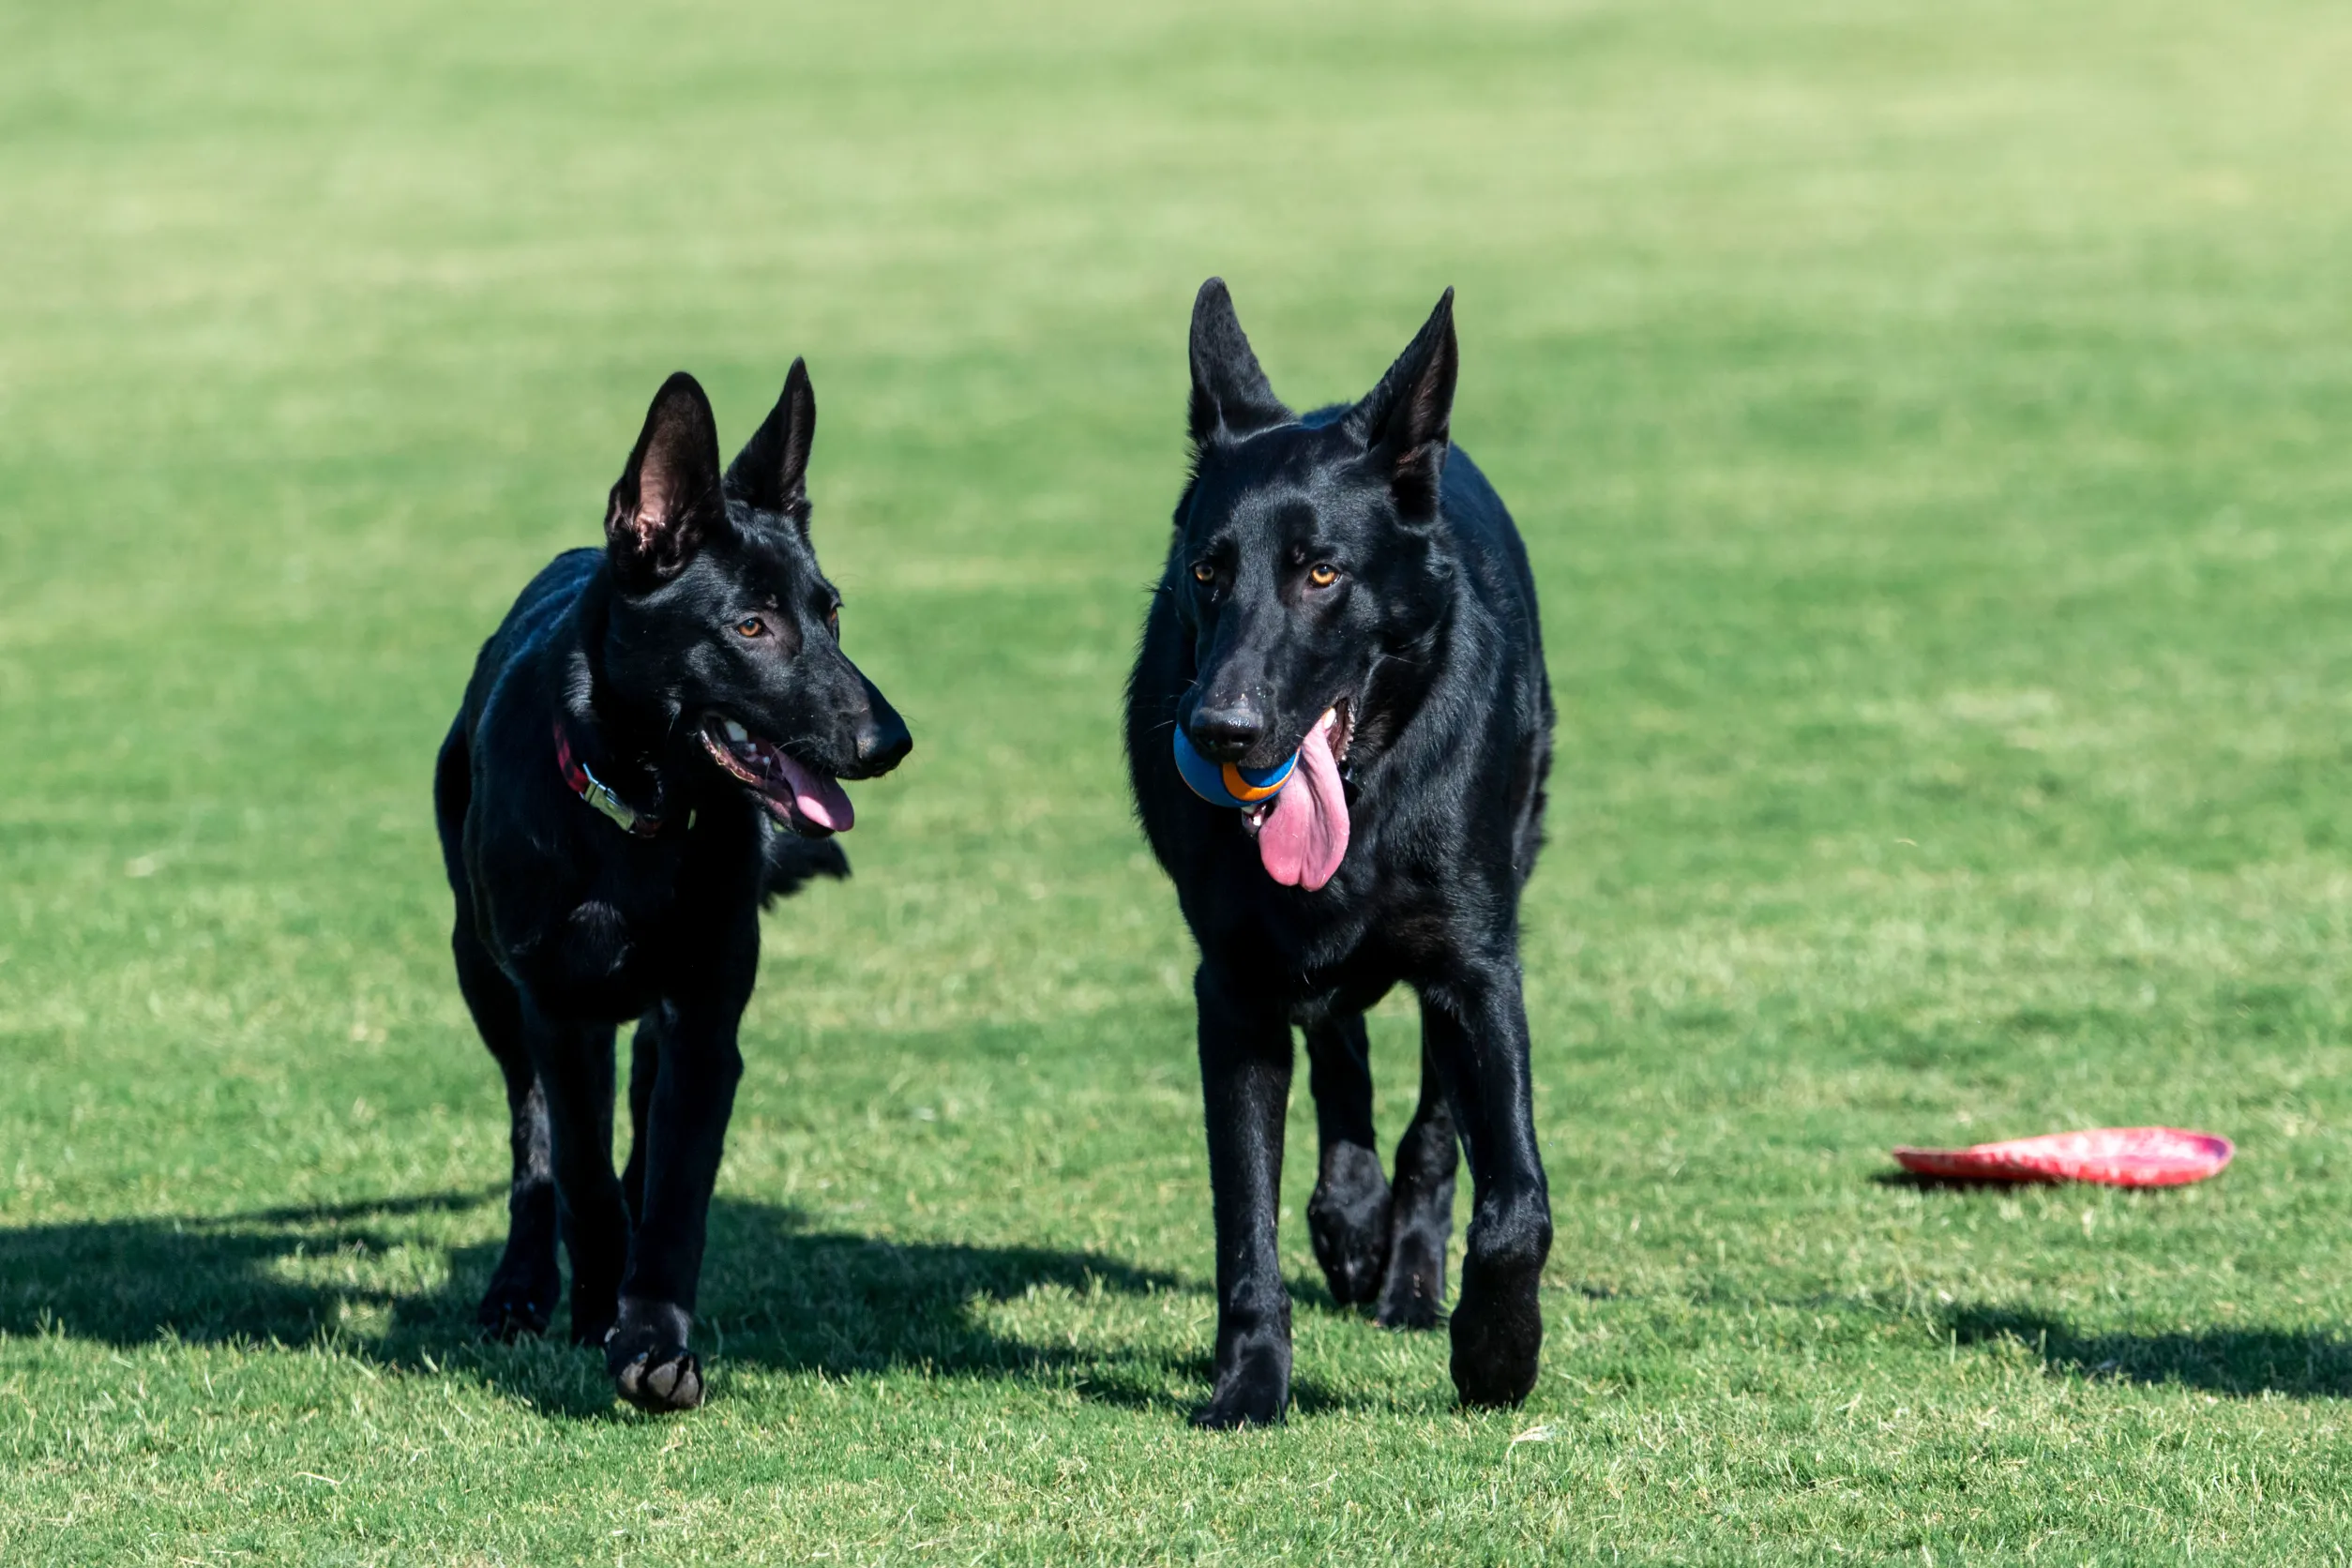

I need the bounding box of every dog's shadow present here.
[0,1191,1216,1419]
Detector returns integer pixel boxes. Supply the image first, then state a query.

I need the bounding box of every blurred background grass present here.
[6,0,2352,1560]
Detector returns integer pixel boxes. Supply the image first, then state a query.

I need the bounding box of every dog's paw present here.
[568,1313,617,1349]
[1306,1147,1393,1307]
[475,1291,555,1341]
[613,1347,705,1412]
[1373,1229,1447,1331]
[475,1259,561,1341]
[1191,1344,1290,1429]
[1448,1289,1541,1409]
[603,1297,702,1411]
[1191,1380,1288,1429]
[1374,1292,1445,1333]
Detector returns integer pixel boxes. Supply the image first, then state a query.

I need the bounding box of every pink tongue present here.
[1258,710,1349,891]
[770,748,854,832]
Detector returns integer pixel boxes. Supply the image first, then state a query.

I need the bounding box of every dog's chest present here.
[558,897,641,980]
[1226,846,1461,1002]
[562,851,716,963]
[530,882,676,1012]
[511,837,748,1015]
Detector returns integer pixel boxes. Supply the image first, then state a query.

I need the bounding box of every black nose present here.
[852,712,912,776]
[1186,701,1266,764]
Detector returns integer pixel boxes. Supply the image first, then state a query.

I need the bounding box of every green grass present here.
[7,0,2352,1560]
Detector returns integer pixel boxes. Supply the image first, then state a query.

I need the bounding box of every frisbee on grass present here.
[1891,1127,2233,1187]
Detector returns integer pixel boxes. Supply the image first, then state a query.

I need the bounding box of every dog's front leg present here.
[1420,962,1550,1408]
[620,1006,665,1229]
[604,993,745,1412]
[1193,960,1295,1428]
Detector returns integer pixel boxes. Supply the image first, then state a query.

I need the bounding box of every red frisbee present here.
[1892,1127,2233,1187]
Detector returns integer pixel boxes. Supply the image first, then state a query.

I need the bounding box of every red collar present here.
[554,721,665,838]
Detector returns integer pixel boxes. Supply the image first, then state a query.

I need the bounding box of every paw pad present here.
[615,1349,704,1411]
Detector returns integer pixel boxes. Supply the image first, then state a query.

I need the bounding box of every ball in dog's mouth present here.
[699,717,854,836]
[1239,699,1353,892]
[1239,698,1353,837]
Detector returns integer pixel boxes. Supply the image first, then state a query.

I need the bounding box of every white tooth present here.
[723,720,747,743]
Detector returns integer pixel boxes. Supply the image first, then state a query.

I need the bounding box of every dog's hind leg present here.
[1374,1037,1459,1332]
[1304,1013,1392,1307]
[1419,966,1551,1407]
[452,926,564,1339]
[437,725,562,1339]
[520,1007,629,1349]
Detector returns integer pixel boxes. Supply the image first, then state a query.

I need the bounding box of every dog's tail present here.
[761,825,852,906]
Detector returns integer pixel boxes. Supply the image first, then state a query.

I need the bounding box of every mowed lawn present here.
[6,0,2352,1560]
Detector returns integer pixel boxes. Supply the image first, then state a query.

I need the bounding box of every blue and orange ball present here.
[1173,726,1297,808]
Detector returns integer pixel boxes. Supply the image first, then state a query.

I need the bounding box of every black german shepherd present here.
[433,364,910,1411]
[1125,280,1555,1425]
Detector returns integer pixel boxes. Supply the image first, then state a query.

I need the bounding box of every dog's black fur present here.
[1125,281,1555,1425]
[433,364,909,1411]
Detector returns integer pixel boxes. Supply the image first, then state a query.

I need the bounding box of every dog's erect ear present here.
[1188,278,1290,450]
[1349,288,1458,517]
[723,357,817,525]
[607,371,724,590]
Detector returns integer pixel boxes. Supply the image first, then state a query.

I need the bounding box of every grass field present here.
[7,0,2352,1560]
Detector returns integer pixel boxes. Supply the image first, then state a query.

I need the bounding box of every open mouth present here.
[1240,697,1352,836]
[1230,696,1353,893]
[699,717,854,837]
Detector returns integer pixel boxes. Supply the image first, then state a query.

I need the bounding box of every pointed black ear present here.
[607,372,724,590]
[723,357,817,525]
[1188,278,1290,450]
[1349,289,1458,517]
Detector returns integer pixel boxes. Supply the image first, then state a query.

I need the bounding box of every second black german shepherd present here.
[434,364,910,1411]
[1125,280,1555,1425]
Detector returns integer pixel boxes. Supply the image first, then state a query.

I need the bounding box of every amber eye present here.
[1307,563,1339,588]
[1192,563,1215,584]
[825,605,840,638]
[735,616,767,638]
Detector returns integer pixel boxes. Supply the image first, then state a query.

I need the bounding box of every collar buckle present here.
[581,774,656,837]
[556,721,665,839]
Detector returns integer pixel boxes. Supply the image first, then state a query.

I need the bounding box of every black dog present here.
[1124,280,1555,1425]
[433,364,910,1410]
